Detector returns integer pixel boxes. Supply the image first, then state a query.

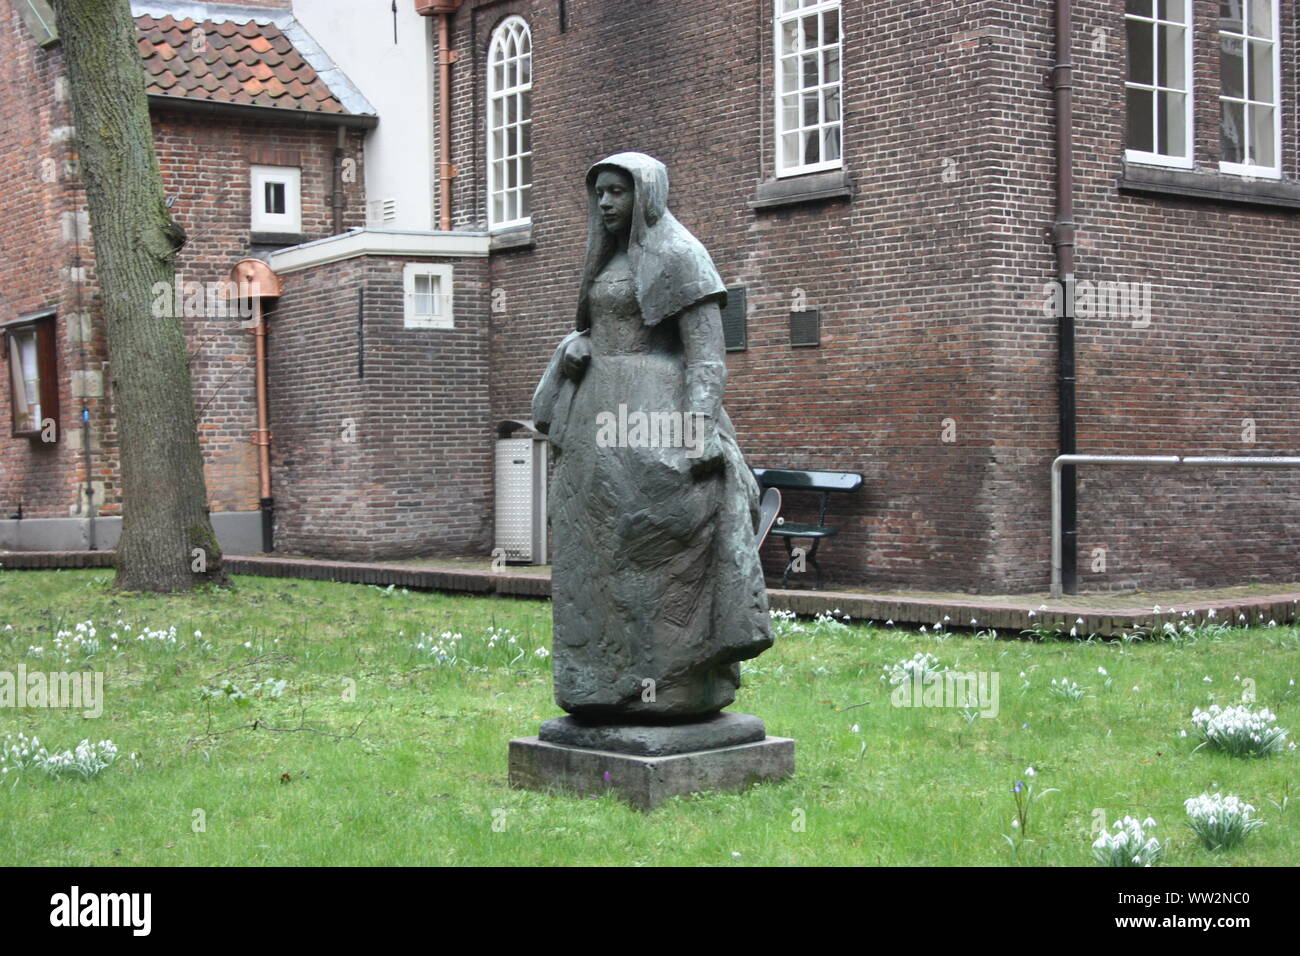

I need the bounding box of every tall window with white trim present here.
[486,17,532,229]
[774,0,842,177]
[1124,0,1193,168]
[1219,0,1280,177]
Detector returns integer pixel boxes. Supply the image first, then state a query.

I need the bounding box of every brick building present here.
[3,0,1298,594]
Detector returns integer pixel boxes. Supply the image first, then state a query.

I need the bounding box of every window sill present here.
[750,169,853,211]
[250,232,306,246]
[1119,163,1300,211]
[489,224,533,252]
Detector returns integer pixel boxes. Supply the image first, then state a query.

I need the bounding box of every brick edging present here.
[5,550,1298,637]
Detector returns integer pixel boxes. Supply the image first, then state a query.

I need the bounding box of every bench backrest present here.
[752,468,863,493]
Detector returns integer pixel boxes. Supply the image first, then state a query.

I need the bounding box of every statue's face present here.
[595,169,634,237]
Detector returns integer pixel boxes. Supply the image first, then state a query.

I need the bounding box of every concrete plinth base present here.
[508,734,795,810]
[539,711,766,756]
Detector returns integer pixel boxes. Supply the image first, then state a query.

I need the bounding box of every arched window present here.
[486,17,532,229]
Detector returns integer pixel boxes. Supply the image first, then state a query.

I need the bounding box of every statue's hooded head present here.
[576,151,725,331]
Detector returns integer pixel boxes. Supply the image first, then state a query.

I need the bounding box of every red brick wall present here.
[267,254,494,558]
[436,0,1300,594]
[0,2,95,521]
[0,0,366,526]
[446,0,1010,591]
[980,0,1300,592]
[151,107,367,513]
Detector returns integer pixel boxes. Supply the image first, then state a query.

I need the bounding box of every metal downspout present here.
[1053,0,1079,593]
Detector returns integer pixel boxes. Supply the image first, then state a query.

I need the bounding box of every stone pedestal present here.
[508,712,794,810]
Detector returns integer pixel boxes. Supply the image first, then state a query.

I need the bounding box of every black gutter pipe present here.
[1053,0,1079,594]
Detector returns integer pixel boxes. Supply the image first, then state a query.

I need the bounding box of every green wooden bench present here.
[752,467,863,589]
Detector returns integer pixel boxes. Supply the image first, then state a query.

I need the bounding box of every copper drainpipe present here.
[416,1,464,230]
[229,259,284,553]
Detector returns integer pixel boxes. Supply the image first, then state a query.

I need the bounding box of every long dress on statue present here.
[537,152,771,721]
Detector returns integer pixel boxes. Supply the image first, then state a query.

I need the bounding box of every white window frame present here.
[1124,0,1194,170]
[773,0,843,178]
[250,165,302,233]
[7,326,42,434]
[402,263,454,329]
[486,16,532,231]
[1219,0,1282,179]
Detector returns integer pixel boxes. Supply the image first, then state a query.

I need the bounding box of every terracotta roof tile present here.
[136,13,352,115]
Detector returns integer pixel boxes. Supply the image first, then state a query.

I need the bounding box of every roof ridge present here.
[130,2,291,29]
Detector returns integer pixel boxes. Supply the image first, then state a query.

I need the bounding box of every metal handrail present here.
[1051,454,1300,598]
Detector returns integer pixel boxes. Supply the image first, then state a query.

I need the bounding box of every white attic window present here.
[250,165,302,233]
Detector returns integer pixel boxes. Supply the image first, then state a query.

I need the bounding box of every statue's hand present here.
[686,423,725,478]
[562,334,592,381]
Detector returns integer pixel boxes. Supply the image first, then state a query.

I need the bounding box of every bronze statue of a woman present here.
[533,152,772,721]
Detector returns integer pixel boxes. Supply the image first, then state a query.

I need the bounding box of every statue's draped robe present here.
[534,153,772,719]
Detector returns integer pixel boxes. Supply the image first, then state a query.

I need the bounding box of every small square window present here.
[250,165,301,233]
[402,263,454,329]
[4,313,59,441]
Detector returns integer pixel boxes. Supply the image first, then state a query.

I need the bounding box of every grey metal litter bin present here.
[494,420,548,564]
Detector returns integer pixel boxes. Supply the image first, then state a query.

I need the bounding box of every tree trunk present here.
[53,0,229,591]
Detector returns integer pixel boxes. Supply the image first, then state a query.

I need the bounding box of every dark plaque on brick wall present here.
[790,308,819,347]
[722,286,747,351]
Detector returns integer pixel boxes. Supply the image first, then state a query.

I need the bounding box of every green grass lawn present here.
[0,569,1295,866]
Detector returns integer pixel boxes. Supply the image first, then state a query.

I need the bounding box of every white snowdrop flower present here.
[1208,609,1216,618]
[1019,672,1027,679]
[1098,666,1107,676]
[1027,610,1036,618]
[1203,676,1212,683]
[1025,766,1036,777]
[885,619,893,626]
[242,642,251,649]
[194,630,202,638]
[1132,686,1140,692]
[850,724,860,734]
[731,851,741,858]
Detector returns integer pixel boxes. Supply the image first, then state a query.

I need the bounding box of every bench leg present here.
[778,536,824,589]
[805,538,823,590]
